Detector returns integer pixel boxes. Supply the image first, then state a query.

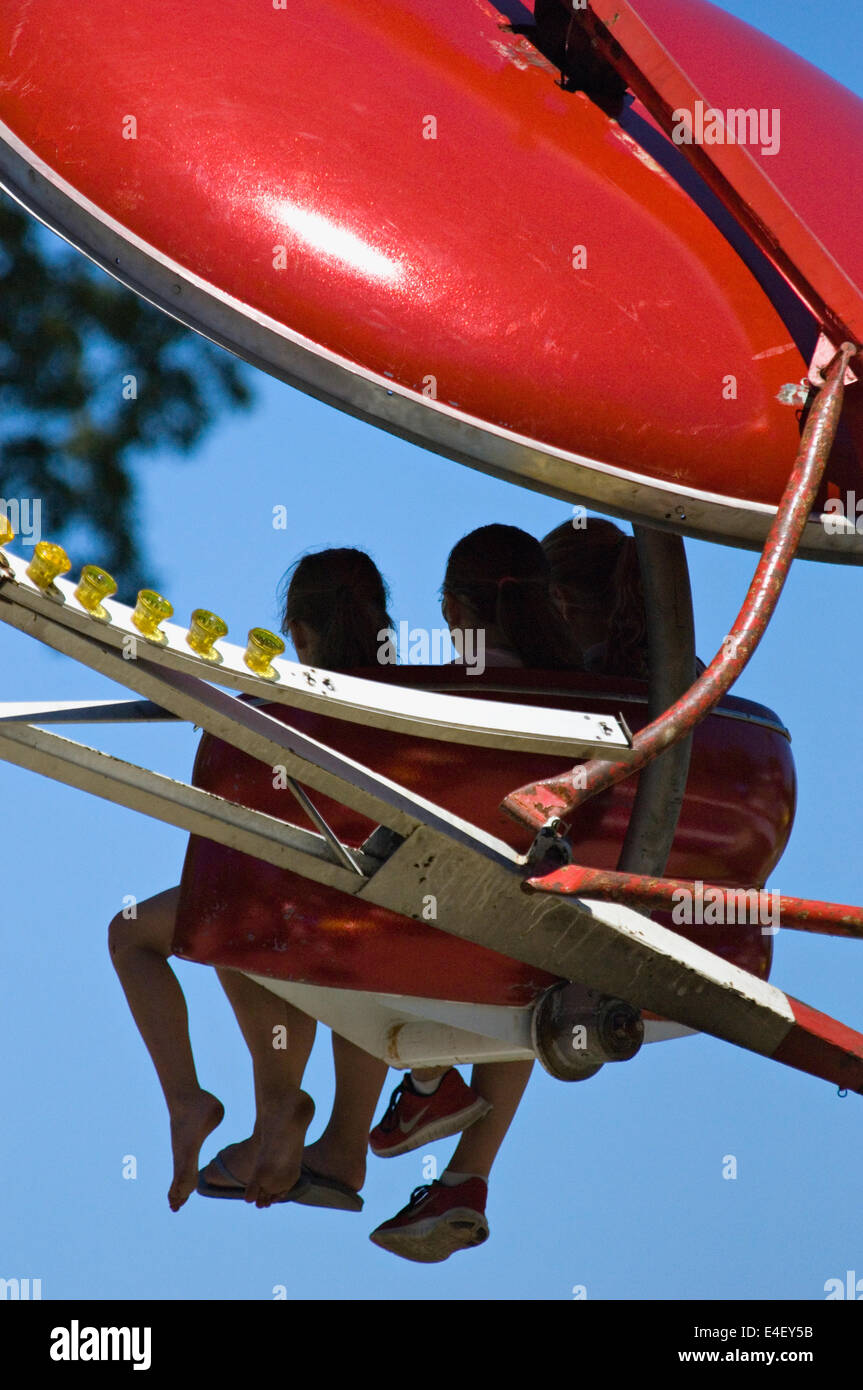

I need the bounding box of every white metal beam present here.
[0,549,632,760]
[0,698,178,723]
[0,720,367,890]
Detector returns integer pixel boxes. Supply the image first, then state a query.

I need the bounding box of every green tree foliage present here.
[0,196,253,595]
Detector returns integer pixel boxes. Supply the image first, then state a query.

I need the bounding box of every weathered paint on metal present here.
[524,863,863,941]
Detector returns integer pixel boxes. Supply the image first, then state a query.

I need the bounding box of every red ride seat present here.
[173,667,795,1003]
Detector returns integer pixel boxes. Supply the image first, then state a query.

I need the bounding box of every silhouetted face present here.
[441,589,483,658]
[286,618,319,666]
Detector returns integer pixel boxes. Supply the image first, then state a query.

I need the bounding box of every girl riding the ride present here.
[109,547,395,1211]
[365,523,583,1262]
[542,516,649,677]
[196,547,401,1210]
[543,515,705,677]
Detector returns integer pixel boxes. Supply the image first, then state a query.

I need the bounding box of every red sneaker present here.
[369,1179,489,1263]
[369,1069,492,1158]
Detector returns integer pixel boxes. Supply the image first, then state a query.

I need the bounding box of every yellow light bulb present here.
[132,589,173,641]
[0,515,14,547]
[26,542,71,590]
[244,627,286,680]
[186,608,228,660]
[74,564,117,618]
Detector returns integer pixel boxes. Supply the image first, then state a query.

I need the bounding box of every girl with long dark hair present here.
[109,547,394,1211]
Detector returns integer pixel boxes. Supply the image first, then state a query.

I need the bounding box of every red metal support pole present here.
[503,341,858,834]
[522,862,863,941]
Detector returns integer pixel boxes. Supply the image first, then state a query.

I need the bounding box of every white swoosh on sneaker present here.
[398,1106,431,1135]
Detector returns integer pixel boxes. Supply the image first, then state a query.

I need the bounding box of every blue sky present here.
[2,0,863,1302]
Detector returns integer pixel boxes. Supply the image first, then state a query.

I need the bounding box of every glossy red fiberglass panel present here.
[174,670,795,1001]
[2,0,862,555]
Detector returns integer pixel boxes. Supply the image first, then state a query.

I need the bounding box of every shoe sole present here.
[290,1165,363,1212]
[369,1097,493,1158]
[370,1210,490,1263]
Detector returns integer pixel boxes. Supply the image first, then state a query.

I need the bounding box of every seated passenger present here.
[366,523,582,1262]
[543,514,705,677]
[109,547,395,1211]
[197,547,398,1210]
[542,516,648,676]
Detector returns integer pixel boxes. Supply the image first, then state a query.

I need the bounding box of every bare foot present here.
[168,1090,224,1211]
[245,1090,316,1209]
[302,1136,366,1195]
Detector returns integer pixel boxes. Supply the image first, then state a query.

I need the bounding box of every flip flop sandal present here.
[196,1151,308,1203]
[290,1164,363,1212]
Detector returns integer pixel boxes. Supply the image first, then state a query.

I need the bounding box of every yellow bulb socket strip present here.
[244,627,286,680]
[186,608,228,661]
[26,541,71,591]
[74,564,118,619]
[131,589,174,642]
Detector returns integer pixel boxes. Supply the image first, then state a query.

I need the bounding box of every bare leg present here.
[201,969,316,1207]
[108,887,224,1211]
[443,1060,533,1180]
[303,1034,389,1192]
